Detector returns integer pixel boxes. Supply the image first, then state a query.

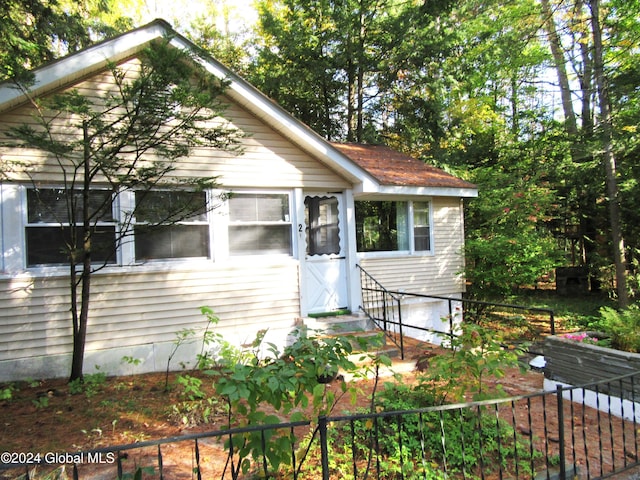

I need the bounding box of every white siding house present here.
[0,20,477,381]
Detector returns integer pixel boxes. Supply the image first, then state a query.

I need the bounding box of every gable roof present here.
[0,19,477,199]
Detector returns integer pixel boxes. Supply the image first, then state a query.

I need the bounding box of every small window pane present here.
[229,225,291,255]
[228,193,292,256]
[135,225,210,260]
[27,189,114,223]
[26,226,116,266]
[229,194,289,222]
[413,202,430,252]
[135,191,207,223]
[414,227,431,251]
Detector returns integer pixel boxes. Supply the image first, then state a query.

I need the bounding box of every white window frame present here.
[355,198,434,258]
[226,190,295,258]
[23,186,119,268]
[130,189,211,264]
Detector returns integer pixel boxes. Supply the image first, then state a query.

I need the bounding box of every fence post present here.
[556,385,566,480]
[319,416,330,480]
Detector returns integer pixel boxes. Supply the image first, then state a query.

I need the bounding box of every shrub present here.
[590,304,640,352]
[421,323,527,403]
[210,325,389,477]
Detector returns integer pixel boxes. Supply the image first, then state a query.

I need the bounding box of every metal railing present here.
[4,370,640,479]
[358,265,556,359]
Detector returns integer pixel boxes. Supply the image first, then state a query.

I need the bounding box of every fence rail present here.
[358,265,556,359]
[3,371,640,480]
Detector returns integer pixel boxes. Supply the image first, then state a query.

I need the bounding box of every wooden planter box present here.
[544,334,640,401]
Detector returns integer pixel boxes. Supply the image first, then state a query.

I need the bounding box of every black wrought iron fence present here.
[358,265,556,359]
[3,370,640,480]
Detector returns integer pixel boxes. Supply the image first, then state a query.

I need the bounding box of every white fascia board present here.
[169,36,378,188]
[0,23,167,113]
[357,185,478,198]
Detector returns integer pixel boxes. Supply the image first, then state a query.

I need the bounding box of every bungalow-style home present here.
[0,20,477,382]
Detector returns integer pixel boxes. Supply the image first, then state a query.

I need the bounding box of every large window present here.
[355,200,431,254]
[25,188,117,266]
[134,191,209,261]
[228,193,292,255]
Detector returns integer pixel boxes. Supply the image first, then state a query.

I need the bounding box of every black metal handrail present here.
[357,264,405,359]
[358,264,556,359]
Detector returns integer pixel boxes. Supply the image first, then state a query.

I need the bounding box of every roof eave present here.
[169,36,375,187]
[356,185,478,198]
[0,20,170,114]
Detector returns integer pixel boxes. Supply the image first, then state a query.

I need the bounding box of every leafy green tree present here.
[252,0,424,141]
[539,0,640,304]
[0,0,90,81]
[186,1,257,77]
[0,0,137,83]
[4,40,243,381]
[464,151,564,297]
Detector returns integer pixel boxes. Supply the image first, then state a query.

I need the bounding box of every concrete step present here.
[300,313,375,334]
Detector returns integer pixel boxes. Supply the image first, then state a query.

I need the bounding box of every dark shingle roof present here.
[332,143,476,190]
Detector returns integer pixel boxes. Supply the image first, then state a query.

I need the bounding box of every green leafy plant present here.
[69,368,107,398]
[121,356,142,366]
[212,325,388,478]
[0,385,14,401]
[32,395,49,409]
[338,381,543,478]
[422,323,527,403]
[587,304,640,352]
[118,466,155,480]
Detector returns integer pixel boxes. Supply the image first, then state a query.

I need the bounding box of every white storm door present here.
[303,193,349,314]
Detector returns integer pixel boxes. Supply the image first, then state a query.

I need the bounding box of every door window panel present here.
[305,196,340,256]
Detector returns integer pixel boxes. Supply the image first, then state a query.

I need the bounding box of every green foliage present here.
[118,466,155,480]
[168,375,224,427]
[0,385,14,401]
[587,304,640,352]
[121,356,142,366]
[32,395,49,409]
[68,369,107,398]
[211,325,387,477]
[421,323,527,403]
[464,163,564,298]
[342,382,542,478]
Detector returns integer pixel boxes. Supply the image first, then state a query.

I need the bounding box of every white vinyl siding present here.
[0,262,300,371]
[0,59,350,190]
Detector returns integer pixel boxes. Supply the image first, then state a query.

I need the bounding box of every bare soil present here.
[1,338,638,479]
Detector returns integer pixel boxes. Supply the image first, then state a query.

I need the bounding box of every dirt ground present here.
[1,338,639,479]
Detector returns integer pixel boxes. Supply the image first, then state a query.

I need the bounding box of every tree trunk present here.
[589,0,629,307]
[540,0,578,137]
[347,56,357,142]
[541,0,604,290]
[69,121,93,381]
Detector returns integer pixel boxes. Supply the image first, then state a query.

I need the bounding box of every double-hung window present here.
[355,200,432,254]
[228,193,292,255]
[133,190,210,261]
[25,188,117,266]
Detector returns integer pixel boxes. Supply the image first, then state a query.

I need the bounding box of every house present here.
[0,20,477,382]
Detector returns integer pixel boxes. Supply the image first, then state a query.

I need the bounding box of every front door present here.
[302,193,349,314]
